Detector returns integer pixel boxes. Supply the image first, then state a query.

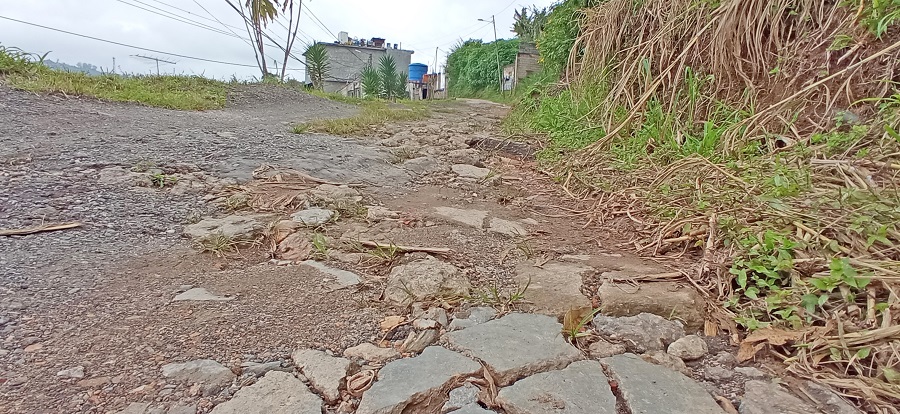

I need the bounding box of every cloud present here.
[0,0,557,79]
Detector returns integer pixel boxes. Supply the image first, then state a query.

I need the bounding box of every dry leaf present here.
[379,316,405,332]
[272,220,302,244]
[346,370,375,397]
[737,341,767,362]
[743,327,802,346]
[562,306,595,336]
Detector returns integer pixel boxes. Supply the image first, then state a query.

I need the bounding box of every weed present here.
[562,307,601,344]
[515,238,536,259]
[368,242,402,262]
[194,233,238,257]
[293,100,428,136]
[391,147,420,163]
[150,173,178,188]
[330,199,368,220]
[130,160,158,173]
[224,193,250,212]
[468,277,531,311]
[312,233,329,258]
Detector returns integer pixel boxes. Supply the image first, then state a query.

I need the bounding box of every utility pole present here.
[112,57,116,74]
[479,15,503,93]
[132,55,176,76]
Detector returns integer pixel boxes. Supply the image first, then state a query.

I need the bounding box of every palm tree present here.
[305,43,329,90]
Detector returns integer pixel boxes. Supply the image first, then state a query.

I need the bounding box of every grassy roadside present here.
[292,92,429,136]
[0,45,227,110]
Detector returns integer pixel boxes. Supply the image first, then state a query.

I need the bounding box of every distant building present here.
[305,32,414,96]
[510,42,541,88]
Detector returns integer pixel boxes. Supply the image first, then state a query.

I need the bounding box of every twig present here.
[359,240,452,255]
[0,222,83,236]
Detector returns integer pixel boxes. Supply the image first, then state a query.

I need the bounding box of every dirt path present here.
[0,87,716,413]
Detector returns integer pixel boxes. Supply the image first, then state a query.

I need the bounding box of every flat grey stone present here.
[166,405,196,414]
[641,351,689,375]
[497,360,616,414]
[301,260,362,289]
[291,208,334,226]
[734,366,768,379]
[487,218,527,236]
[601,354,723,414]
[593,313,685,353]
[668,335,709,360]
[161,359,235,393]
[383,256,471,306]
[449,403,496,414]
[210,371,321,414]
[597,281,706,332]
[704,366,734,381]
[799,381,863,414]
[291,349,353,404]
[451,164,491,179]
[402,156,446,175]
[442,382,479,412]
[356,346,481,414]
[433,207,488,228]
[173,287,232,302]
[240,361,290,377]
[183,214,267,242]
[343,343,400,363]
[740,381,819,414]
[450,307,497,330]
[57,366,86,379]
[515,262,592,316]
[587,339,627,359]
[117,403,151,414]
[446,313,583,386]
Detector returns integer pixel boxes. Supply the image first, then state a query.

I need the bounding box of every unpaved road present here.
[0,85,697,413]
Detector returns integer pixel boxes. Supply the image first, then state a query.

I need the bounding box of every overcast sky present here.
[0,0,557,80]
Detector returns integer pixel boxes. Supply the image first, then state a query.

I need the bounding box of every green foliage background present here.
[446,38,519,97]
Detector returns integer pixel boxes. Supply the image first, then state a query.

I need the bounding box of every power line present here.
[145,0,245,31]
[302,5,338,41]
[0,15,302,70]
[112,0,242,39]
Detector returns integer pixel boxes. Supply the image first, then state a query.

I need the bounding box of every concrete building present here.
[305,34,414,96]
[510,42,541,88]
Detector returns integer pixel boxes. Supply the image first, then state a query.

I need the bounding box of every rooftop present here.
[318,41,414,54]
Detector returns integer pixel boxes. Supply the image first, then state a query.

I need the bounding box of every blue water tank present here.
[408,63,428,82]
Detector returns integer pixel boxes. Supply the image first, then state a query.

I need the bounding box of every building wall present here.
[306,43,413,95]
[514,42,541,82]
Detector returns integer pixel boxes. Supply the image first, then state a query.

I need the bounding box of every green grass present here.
[292,98,429,136]
[1,45,226,110]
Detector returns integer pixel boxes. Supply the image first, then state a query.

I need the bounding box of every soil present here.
[0,85,724,414]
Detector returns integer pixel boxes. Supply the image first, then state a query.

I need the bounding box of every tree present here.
[359,55,408,100]
[305,43,329,90]
[225,0,304,80]
[361,65,382,97]
[511,6,549,42]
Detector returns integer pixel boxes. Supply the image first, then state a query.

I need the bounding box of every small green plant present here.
[468,277,531,311]
[305,43,330,90]
[801,258,871,314]
[828,34,854,50]
[194,233,238,257]
[150,173,178,188]
[368,242,402,262]
[515,238,536,259]
[562,307,601,344]
[311,233,329,258]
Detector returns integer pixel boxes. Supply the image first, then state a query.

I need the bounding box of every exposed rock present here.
[97,166,152,187]
[209,371,321,414]
[291,349,354,404]
[597,282,706,332]
[602,354,724,414]
[310,184,362,204]
[356,346,481,414]
[117,403,151,414]
[667,335,709,360]
[712,351,738,368]
[402,156,446,175]
[740,380,819,414]
[173,287,232,302]
[799,381,863,414]
[240,361,290,377]
[344,343,400,363]
[367,206,401,221]
[383,256,471,306]
[487,218,527,237]
[446,313,583,386]
[593,313,685,353]
[451,164,491,179]
[442,382,480,413]
[301,260,361,290]
[497,360,616,414]
[161,359,235,395]
[183,214,267,243]
[588,339,627,359]
[433,207,488,228]
[76,376,111,388]
[412,318,439,330]
[291,208,334,226]
[400,329,439,353]
[704,366,735,381]
[421,307,449,328]
[166,405,196,414]
[641,350,690,375]
[449,307,497,331]
[449,404,496,414]
[270,220,302,244]
[446,149,484,166]
[514,262,592,316]
[275,232,312,262]
[734,366,768,379]
[56,366,86,379]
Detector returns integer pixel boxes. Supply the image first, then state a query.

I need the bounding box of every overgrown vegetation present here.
[359,55,409,100]
[502,0,900,409]
[1,45,226,110]
[292,97,428,135]
[446,38,519,97]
